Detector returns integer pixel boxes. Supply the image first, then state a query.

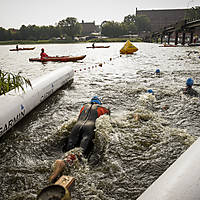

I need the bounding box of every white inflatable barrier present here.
[0,66,74,137]
[137,137,200,200]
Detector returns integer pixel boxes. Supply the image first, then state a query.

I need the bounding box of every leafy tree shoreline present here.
[0,37,142,45]
[0,39,74,45]
[0,14,151,42]
[0,7,198,44]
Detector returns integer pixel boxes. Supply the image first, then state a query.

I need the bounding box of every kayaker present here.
[182,78,199,97]
[40,48,49,59]
[49,96,110,183]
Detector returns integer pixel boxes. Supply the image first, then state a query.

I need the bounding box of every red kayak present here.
[159,44,177,47]
[86,46,110,48]
[29,55,86,62]
[10,47,35,51]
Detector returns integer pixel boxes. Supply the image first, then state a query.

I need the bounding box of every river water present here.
[0,42,200,200]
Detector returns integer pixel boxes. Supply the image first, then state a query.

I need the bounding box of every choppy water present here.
[0,43,200,200]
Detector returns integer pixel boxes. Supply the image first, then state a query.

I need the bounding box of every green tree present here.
[101,21,126,37]
[39,26,50,40]
[57,17,81,39]
[124,14,135,24]
[123,14,137,34]
[124,14,151,33]
[135,15,151,32]
[19,25,60,40]
[48,25,60,39]
[19,25,30,40]
[0,27,13,40]
[0,27,8,40]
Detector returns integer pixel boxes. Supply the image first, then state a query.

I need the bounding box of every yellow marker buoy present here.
[120,40,138,54]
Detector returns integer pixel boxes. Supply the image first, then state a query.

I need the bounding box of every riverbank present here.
[0,37,143,45]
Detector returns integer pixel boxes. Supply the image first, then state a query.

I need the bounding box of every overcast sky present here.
[1,0,200,29]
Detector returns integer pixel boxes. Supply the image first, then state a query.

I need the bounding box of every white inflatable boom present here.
[137,137,200,200]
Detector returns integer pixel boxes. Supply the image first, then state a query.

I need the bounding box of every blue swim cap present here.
[147,89,154,95]
[186,78,194,86]
[91,96,102,105]
[156,69,160,73]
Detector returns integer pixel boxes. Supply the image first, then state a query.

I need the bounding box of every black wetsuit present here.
[183,86,199,97]
[66,103,109,157]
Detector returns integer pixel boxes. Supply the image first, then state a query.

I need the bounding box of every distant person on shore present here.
[92,43,95,48]
[49,96,110,183]
[40,48,49,59]
[182,78,199,97]
[16,44,19,50]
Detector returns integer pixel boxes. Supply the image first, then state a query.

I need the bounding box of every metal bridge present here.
[152,17,200,45]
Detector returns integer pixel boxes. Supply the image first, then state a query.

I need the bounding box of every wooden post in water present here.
[175,32,178,45]
[181,32,186,46]
[161,34,163,44]
[156,36,158,43]
[190,31,194,44]
[167,33,171,44]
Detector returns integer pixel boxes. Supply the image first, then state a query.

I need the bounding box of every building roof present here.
[80,21,100,35]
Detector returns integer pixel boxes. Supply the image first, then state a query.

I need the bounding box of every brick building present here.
[136,8,188,32]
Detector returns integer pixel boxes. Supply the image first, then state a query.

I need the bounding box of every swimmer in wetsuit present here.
[49,96,110,183]
[182,78,199,97]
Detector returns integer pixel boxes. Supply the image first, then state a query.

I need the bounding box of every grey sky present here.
[1,0,200,29]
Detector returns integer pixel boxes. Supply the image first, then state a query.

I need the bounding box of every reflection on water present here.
[0,43,200,199]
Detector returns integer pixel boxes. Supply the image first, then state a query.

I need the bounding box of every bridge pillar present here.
[167,33,171,44]
[161,35,163,44]
[181,32,186,46]
[190,32,194,44]
[156,36,158,43]
[175,32,178,45]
